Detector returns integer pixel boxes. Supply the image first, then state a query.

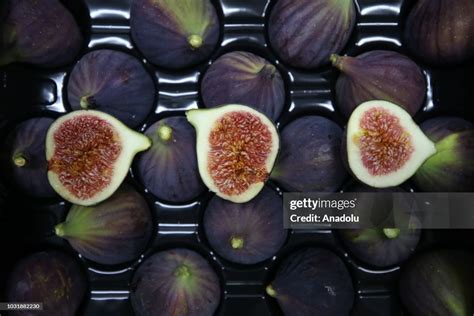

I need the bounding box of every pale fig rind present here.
[201,51,285,121]
[46,110,151,206]
[331,50,426,118]
[130,0,220,69]
[67,49,156,128]
[137,117,205,202]
[346,100,437,188]
[404,0,474,65]
[186,104,279,203]
[0,0,83,67]
[55,185,153,265]
[268,0,356,69]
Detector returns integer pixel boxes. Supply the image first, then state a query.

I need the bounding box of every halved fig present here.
[46,110,151,206]
[186,104,279,203]
[346,100,437,188]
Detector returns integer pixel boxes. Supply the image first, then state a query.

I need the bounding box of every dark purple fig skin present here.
[331,50,426,118]
[130,0,220,69]
[404,0,474,65]
[201,51,285,121]
[6,250,87,316]
[131,248,221,316]
[271,116,347,192]
[67,49,155,128]
[267,248,354,316]
[268,0,356,69]
[413,117,474,192]
[203,186,287,265]
[137,117,205,203]
[0,117,56,198]
[55,184,153,265]
[399,250,474,316]
[0,0,83,67]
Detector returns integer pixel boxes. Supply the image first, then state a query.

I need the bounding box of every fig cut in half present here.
[346,101,436,188]
[186,105,279,203]
[46,110,151,206]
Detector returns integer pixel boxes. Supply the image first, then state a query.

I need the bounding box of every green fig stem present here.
[266,285,277,297]
[188,34,203,50]
[55,223,66,237]
[157,124,173,142]
[12,153,27,167]
[80,96,90,109]
[383,228,401,239]
[230,236,244,250]
[330,54,344,70]
[259,64,277,80]
[174,265,191,278]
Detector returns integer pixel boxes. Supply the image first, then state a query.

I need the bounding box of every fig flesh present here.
[201,51,285,121]
[67,49,155,128]
[346,100,436,188]
[137,117,205,203]
[399,250,474,316]
[404,0,474,65]
[271,116,346,192]
[331,50,426,118]
[1,117,56,198]
[131,248,221,316]
[266,248,354,316]
[413,117,474,192]
[6,250,87,316]
[130,0,220,69]
[203,187,287,265]
[268,0,356,69]
[0,0,83,67]
[186,104,279,203]
[55,185,152,265]
[46,110,151,206]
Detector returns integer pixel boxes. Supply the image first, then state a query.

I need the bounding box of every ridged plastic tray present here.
[0,0,473,315]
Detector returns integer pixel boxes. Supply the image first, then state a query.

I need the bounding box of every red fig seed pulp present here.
[48,115,122,200]
[209,111,273,196]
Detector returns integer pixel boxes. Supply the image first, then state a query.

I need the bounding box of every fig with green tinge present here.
[67,49,155,128]
[0,0,83,67]
[413,117,474,192]
[130,0,220,69]
[201,51,285,121]
[187,104,279,203]
[271,116,346,192]
[1,117,56,198]
[266,248,354,316]
[137,117,205,203]
[6,250,87,316]
[345,100,436,188]
[268,0,356,69]
[203,187,287,265]
[331,50,426,118]
[404,0,474,65]
[399,249,474,316]
[55,185,152,265]
[131,248,221,316]
[46,110,151,206]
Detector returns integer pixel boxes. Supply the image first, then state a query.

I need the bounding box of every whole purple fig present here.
[0,117,56,198]
[201,51,285,121]
[6,250,87,316]
[67,49,156,128]
[404,0,474,65]
[137,116,205,203]
[331,50,426,118]
[268,0,356,69]
[0,0,83,67]
[130,0,220,69]
[55,184,153,265]
[413,117,474,192]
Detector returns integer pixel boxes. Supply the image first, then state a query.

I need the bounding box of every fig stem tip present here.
[188,34,203,50]
[157,124,173,141]
[330,54,343,69]
[80,96,89,109]
[266,285,277,297]
[383,228,401,239]
[55,223,66,237]
[175,265,191,278]
[13,153,27,167]
[230,236,244,249]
